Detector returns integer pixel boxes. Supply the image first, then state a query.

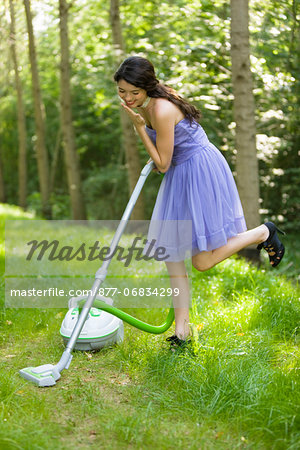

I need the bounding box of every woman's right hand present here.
[121,103,146,129]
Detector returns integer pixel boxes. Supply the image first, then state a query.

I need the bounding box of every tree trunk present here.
[230,0,260,260]
[0,150,6,203]
[24,0,51,218]
[110,0,145,220]
[50,126,62,193]
[59,0,86,220]
[9,0,27,209]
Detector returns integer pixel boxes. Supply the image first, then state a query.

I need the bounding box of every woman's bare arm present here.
[121,103,176,173]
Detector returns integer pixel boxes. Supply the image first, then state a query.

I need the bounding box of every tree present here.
[230,0,260,258]
[59,0,86,220]
[9,0,27,209]
[23,0,51,217]
[0,150,5,203]
[110,0,145,220]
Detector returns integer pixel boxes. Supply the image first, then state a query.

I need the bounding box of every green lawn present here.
[0,204,299,449]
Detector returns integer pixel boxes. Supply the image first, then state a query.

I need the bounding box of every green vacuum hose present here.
[78,299,174,334]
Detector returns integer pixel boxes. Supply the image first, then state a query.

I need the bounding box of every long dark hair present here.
[114,56,201,124]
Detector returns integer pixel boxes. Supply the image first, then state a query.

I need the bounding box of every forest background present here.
[0,0,299,230]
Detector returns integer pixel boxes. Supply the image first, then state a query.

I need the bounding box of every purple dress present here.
[145,117,247,262]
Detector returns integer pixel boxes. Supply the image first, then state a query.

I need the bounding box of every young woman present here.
[114,56,285,350]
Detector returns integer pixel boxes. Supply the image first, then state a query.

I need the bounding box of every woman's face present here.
[117,79,148,108]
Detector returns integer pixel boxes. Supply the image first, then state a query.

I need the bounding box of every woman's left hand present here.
[121,104,145,129]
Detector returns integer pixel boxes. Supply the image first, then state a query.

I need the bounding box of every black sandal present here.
[166,335,191,351]
[257,222,285,267]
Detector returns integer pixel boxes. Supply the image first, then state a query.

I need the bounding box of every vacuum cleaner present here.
[19,161,175,387]
[60,296,124,351]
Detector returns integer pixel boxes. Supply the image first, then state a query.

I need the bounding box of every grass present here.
[0,203,299,449]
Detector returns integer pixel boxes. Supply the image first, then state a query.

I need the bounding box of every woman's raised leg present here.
[192,224,269,272]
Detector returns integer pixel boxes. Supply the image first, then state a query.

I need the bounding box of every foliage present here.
[83,164,129,220]
[251,0,300,229]
[0,0,299,226]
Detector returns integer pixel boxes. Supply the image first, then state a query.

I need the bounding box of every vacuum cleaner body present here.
[60,307,124,351]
